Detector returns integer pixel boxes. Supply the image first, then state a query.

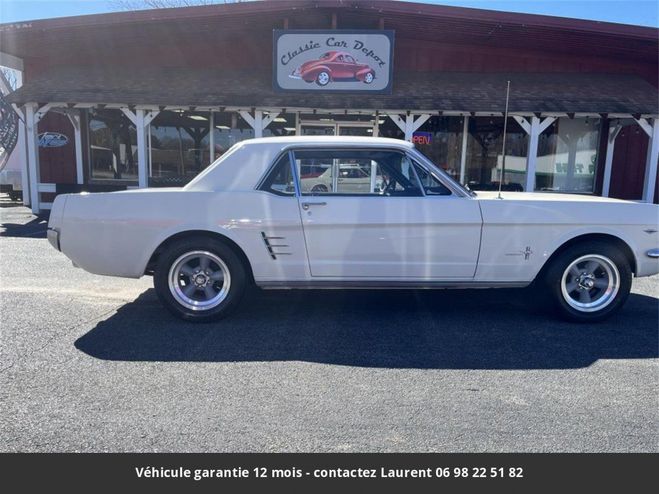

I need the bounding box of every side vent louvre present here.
[261,232,291,260]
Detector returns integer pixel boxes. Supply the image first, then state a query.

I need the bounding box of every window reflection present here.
[148,111,210,187]
[412,116,464,182]
[536,117,600,193]
[87,109,137,182]
[465,117,528,191]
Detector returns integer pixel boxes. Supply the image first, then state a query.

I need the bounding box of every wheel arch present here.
[536,232,637,281]
[145,229,254,282]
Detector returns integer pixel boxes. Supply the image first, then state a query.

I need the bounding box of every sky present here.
[0,0,657,28]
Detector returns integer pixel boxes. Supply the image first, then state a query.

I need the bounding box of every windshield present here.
[412,147,477,197]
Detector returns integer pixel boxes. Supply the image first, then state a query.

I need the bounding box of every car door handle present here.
[301,201,327,210]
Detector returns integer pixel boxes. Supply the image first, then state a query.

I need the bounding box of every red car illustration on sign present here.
[290,51,376,86]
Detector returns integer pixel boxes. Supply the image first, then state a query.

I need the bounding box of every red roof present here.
[1,0,657,63]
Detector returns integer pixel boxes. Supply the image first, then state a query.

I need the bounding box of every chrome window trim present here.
[289,146,425,198]
[254,150,297,197]
[407,148,471,198]
[289,149,301,197]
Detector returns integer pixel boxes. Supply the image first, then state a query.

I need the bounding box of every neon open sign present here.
[412,131,432,145]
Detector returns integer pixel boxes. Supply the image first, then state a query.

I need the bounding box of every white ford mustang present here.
[47,136,658,322]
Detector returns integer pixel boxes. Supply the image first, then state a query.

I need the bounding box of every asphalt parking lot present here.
[1,197,657,452]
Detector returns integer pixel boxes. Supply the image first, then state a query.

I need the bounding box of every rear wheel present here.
[154,236,247,322]
[316,71,330,86]
[544,241,632,322]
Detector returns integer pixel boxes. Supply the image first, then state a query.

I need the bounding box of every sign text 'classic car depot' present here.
[273,30,394,93]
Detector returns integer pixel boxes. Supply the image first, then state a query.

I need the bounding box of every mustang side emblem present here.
[506,246,534,260]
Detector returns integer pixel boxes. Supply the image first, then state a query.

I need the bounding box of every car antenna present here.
[497,80,511,200]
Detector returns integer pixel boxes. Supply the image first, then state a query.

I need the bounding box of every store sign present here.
[412,131,432,145]
[38,132,69,148]
[273,30,394,93]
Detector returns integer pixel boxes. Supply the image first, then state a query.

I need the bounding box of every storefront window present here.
[465,117,528,191]
[535,117,600,193]
[378,117,404,140]
[148,111,211,187]
[87,109,137,182]
[210,112,296,161]
[413,116,464,182]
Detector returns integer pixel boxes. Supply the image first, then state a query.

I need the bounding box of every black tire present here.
[543,240,632,322]
[153,236,248,322]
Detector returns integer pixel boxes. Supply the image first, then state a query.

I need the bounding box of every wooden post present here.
[602,121,623,197]
[25,103,41,213]
[66,110,84,184]
[639,118,659,203]
[136,109,148,188]
[459,116,469,184]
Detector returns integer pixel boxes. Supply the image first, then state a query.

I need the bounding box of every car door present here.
[293,147,483,279]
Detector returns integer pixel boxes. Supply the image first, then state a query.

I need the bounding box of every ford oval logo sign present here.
[38,132,69,148]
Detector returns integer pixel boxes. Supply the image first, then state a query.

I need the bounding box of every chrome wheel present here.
[364,72,374,83]
[317,71,330,86]
[168,250,231,311]
[560,254,619,313]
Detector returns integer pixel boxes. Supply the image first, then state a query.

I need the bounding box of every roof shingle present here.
[7,67,658,114]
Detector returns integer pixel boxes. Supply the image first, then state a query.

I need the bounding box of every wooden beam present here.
[65,110,85,185]
[602,121,623,197]
[642,119,659,203]
[0,51,23,71]
[25,104,41,213]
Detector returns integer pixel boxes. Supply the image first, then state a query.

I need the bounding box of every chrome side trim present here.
[646,248,659,258]
[257,280,529,290]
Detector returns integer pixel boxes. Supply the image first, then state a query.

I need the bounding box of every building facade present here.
[1,0,657,213]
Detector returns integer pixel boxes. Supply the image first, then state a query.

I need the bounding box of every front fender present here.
[530,226,641,281]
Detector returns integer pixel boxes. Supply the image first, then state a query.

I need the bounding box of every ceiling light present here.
[284,127,296,132]
[273,117,287,123]
[215,125,230,130]
[189,115,208,121]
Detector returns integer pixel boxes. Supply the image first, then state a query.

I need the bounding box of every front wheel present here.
[154,236,247,322]
[544,241,632,322]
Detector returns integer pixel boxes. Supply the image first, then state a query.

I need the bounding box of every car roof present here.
[242,136,414,148]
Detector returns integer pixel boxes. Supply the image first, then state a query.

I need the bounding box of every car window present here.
[344,55,355,63]
[294,149,423,196]
[336,55,344,62]
[259,153,295,196]
[410,158,452,196]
